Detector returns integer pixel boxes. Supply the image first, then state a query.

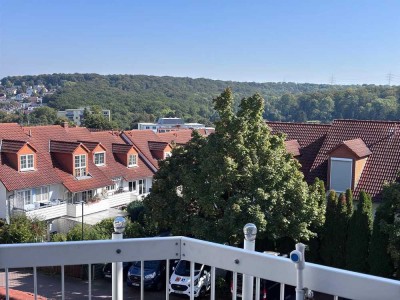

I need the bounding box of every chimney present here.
[62,121,69,129]
[28,129,32,137]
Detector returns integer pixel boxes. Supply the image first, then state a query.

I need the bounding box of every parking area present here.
[0,269,230,300]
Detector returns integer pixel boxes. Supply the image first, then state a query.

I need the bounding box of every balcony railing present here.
[0,236,399,300]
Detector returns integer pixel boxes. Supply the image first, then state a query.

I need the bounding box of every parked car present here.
[169,260,211,298]
[127,260,166,290]
[103,261,132,280]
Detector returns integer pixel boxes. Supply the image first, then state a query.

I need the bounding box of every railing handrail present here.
[0,236,399,300]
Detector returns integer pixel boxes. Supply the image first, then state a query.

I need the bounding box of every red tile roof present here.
[50,140,89,153]
[267,122,330,183]
[1,140,36,153]
[0,124,154,193]
[284,140,301,157]
[89,131,155,181]
[309,120,400,201]
[0,126,63,191]
[157,129,213,145]
[148,141,169,151]
[270,120,400,202]
[122,130,162,168]
[328,138,372,158]
[112,143,133,154]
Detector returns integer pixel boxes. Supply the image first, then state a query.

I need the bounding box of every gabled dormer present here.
[148,141,172,160]
[1,140,38,172]
[50,140,90,178]
[79,141,107,167]
[112,143,139,168]
[327,138,372,192]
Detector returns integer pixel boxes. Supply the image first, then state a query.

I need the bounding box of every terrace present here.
[0,224,399,300]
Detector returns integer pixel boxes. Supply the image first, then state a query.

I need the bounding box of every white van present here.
[169,260,211,297]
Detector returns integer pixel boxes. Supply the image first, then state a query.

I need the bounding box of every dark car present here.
[127,260,166,290]
[103,261,132,280]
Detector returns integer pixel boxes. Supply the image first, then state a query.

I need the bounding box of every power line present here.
[387,73,394,86]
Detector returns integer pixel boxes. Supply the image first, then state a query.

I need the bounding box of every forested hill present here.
[2,74,399,129]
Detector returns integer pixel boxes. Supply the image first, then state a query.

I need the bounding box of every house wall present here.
[354,157,368,188]
[3,152,18,170]
[328,146,364,191]
[17,144,37,170]
[53,153,73,174]
[0,182,7,219]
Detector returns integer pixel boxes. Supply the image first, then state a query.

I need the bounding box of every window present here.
[106,184,116,191]
[330,158,353,192]
[164,152,172,159]
[20,154,34,171]
[81,190,93,202]
[129,181,136,192]
[35,186,49,203]
[17,190,32,205]
[94,152,105,166]
[128,154,137,167]
[139,179,147,195]
[75,154,87,177]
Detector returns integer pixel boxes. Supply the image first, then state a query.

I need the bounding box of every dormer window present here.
[330,157,353,192]
[20,154,34,171]
[75,154,87,177]
[327,138,372,193]
[94,152,105,166]
[128,154,137,167]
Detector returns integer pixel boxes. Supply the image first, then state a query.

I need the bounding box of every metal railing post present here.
[242,223,257,300]
[290,243,305,300]
[112,217,126,300]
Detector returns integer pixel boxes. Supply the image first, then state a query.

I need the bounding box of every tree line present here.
[5,73,399,130]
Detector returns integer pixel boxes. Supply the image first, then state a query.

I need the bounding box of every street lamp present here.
[80,200,84,240]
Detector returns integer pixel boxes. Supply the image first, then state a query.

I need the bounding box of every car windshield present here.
[133,260,161,269]
[174,260,202,276]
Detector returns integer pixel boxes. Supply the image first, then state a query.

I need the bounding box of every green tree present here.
[144,88,323,245]
[369,210,394,278]
[83,113,117,129]
[345,189,354,217]
[372,182,400,278]
[332,193,350,268]
[321,190,338,266]
[307,178,326,263]
[0,215,47,243]
[346,191,373,273]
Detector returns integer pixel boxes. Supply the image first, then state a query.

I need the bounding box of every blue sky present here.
[1,0,399,84]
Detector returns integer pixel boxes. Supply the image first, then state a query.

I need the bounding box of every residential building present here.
[137,117,211,133]
[0,123,155,233]
[268,120,400,205]
[57,108,111,126]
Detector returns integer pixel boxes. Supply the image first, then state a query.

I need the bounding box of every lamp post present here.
[112,216,126,300]
[80,200,84,240]
[242,223,257,300]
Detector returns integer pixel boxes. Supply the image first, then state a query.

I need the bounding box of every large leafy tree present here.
[321,190,338,266]
[346,191,373,273]
[370,182,400,278]
[144,88,323,244]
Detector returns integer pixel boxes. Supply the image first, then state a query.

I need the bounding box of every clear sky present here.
[1,0,399,85]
